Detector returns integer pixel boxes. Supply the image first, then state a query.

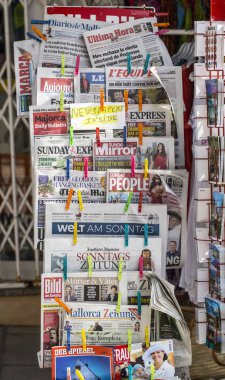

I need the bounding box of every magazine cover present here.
[62,304,151,345]
[44,236,163,276]
[114,345,130,379]
[205,297,225,353]
[52,345,115,380]
[41,308,61,368]
[75,68,105,103]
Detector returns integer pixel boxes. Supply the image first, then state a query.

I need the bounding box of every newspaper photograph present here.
[44,236,163,276]
[35,169,106,251]
[74,68,105,103]
[14,40,40,116]
[41,307,61,368]
[41,272,127,305]
[84,18,172,68]
[36,67,74,107]
[93,137,175,171]
[63,304,151,345]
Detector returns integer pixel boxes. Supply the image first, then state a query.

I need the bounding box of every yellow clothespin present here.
[73,222,77,245]
[88,255,92,277]
[116,292,122,313]
[65,189,74,211]
[61,53,65,76]
[31,25,47,41]
[127,329,132,352]
[60,91,64,112]
[77,190,84,211]
[76,369,85,380]
[118,257,123,281]
[100,89,104,112]
[150,364,155,380]
[81,328,86,350]
[144,158,148,179]
[145,326,150,348]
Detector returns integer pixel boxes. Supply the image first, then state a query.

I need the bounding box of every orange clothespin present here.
[54,297,72,314]
[31,25,47,41]
[124,90,128,112]
[65,189,74,211]
[138,89,142,112]
[138,123,143,146]
[100,89,104,112]
[153,22,170,27]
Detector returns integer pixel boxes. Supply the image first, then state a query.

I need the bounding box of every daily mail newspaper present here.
[92,137,175,171]
[35,169,106,251]
[14,40,40,116]
[74,68,105,103]
[63,304,151,345]
[84,18,172,68]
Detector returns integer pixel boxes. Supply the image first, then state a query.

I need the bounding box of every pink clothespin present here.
[75,55,80,76]
[155,29,169,35]
[96,128,101,147]
[84,157,88,178]
[131,156,135,178]
[139,256,143,280]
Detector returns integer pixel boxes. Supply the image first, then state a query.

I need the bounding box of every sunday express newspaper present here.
[84,18,172,68]
[63,304,151,345]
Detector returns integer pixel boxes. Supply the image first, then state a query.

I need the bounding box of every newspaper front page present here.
[84,18,172,68]
[41,307,61,368]
[74,68,105,103]
[63,304,151,345]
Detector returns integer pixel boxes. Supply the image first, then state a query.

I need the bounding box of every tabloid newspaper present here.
[34,169,106,251]
[51,346,114,380]
[36,67,74,107]
[74,68,105,103]
[14,40,40,116]
[44,236,163,276]
[83,18,172,68]
[62,304,151,345]
[92,137,175,171]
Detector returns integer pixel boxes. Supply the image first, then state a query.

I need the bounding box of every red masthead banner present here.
[211,0,225,20]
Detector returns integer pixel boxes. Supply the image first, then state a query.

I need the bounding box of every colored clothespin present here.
[138,123,143,146]
[150,364,154,380]
[26,32,41,43]
[155,29,169,35]
[144,158,148,179]
[54,297,72,314]
[128,365,133,380]
[100,89,104,112]
[127,329,132,352]
[124,90,128,113]
[123,126,127,147]
[124,192,133,213]
[143,54,151,74]
[65,189,74,211]
[31,25,47,41]
[63,256,67,281]
[77,190,84,211]
[66,158,70,180]
[67,367,71,380]
[118,257,123,281]
[125,224,129,247]
[145,326,150,348]
[131,156,135,178]
[116,292,121,313]
[88,255,92,277]
[73,222,77,245]
[81,329,86,351]
[153,22,170,27]
[76,369,85,380]
[127,53,131,74]
[75,55,80,76]
[138,89,142,112]
[96,127,101,147]
[31,19,50,25]
[138,192,143,213]
[66,327,71,352]
[61,54,65,76]
[84,157,88,178]
[60,91,64,111]
[139,256,143,280]
[137,291,142,315]
[70,126,74,147]
[144,224,148,246]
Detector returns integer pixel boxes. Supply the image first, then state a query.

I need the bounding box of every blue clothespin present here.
[31,19,50,25]
[143,54,151,74]
[63,256,67,280]
[64,324,71,352]
[137,291,142,315]
[123,126,127,147]
[26,32,41,43]
[66,159,70,180]
[127,53,131,74]
[144,224,148,246]
[125,224,129,247]
[128,365,133,380]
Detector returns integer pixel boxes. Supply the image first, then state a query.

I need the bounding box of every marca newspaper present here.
[62,304,151,345]
[14,40,40,116]
[34,169,107,251]
[44,236,163,276]
[84,18,172,68]
[74,68,105,103]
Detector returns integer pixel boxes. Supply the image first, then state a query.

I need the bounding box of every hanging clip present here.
[81,329,86,351]
[127,329,132,352]
[150,365,155,380]
[75,55,80,76]
[26,32,41,43]
[138,192,143,213]
[128,365,133,380]
[153,22,170,27]
[31,19,50,25]
[123,126,127,147]
[73,222,77,245]
[125,224,129,247]
[54,297,72,314]
[145,326,150,348]
[65,189,74,211]
[124,90,128,113]
[77,190,84,211]
[138,123,143,146]
[65,325,71,352]
[76,370,85,380]
[96,127,101,147]
[61,53,65,76]
[63,256,67,281]
[118,257,123,281]
[31,26,47,41]
[124,192,133,213]
[131,156,135,178]
[127,53,131,74]
[60,91,64,111]
[70,126,74,146]
[155,29,169,35]
[137,291,142,315]
[138,89,142,112]
[66,158,70,180]
[139,256,143,280]
[144,158,148,179]
[144,224,148,246]
[100,89,104,112]
[143,54,151,74]
[88,255,92,277]
[84,157,88,178]
[67,368,71,380]
[116,292,122,313]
